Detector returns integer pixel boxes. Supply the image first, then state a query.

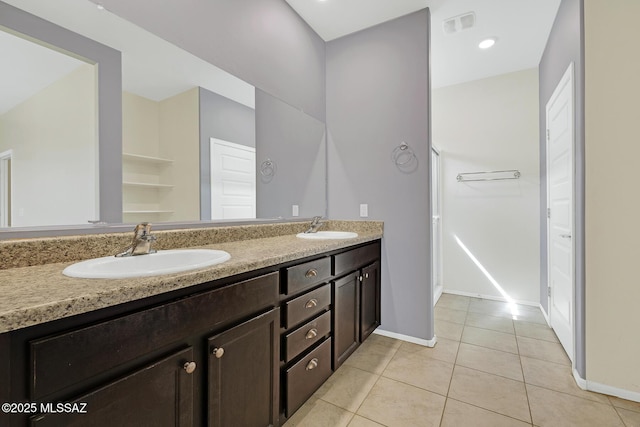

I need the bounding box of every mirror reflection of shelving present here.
[122,153,174,223]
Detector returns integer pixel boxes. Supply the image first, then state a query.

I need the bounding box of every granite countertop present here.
[0,230,382,334]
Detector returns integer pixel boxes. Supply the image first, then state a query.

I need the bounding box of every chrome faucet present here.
[115,222,157,257]
[304,216,325,233]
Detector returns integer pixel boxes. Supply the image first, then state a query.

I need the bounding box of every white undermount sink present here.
[63,249,231,279]
[296,231,358,240]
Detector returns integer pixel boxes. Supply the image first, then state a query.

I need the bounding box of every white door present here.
[546,63,574,362]
[210,138,256,220]
[431,147,443,305]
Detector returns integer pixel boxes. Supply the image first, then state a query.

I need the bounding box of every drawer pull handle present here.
[183,361,197,374]
[305,269,318,278]
[306,358,319,371]
[212,347,225,359]
[305,328,318,340]
[305,298,318,309]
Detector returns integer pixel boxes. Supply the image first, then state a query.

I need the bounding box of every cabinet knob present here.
[306,358,319,371]
[305,269,318,278]
[305,298,318,309]
[305,328,318,340]
[183,361,197,374]
[365,273,369,279]
[359,276,363,282]
[212,347,225,359]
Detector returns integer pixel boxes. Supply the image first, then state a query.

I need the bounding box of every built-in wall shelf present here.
[122,153,173,165]
[122,152,175,221]
[123,182,174,189]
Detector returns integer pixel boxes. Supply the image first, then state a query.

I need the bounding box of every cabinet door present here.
[208,309,279,427]
[332,272,360,369]
[360,261,381,342]
[30,347,195,427]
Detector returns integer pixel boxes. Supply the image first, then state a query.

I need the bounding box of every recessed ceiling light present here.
[479,38,496,49]
[96,3,105,10]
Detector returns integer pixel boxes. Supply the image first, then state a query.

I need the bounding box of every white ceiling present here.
[285,0,561,88]
[284,0,433,41]
[1,0,561,114]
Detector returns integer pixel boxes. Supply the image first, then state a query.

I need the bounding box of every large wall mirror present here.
[0,0,327,236]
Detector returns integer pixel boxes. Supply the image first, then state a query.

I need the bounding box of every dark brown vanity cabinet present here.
[332,243,382,370]
[2,271,280,427]
[279,241,382,421]
[280,257,333,418]
[1,239,382,427]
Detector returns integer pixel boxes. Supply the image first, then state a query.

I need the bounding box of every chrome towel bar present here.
[457,169,521,182]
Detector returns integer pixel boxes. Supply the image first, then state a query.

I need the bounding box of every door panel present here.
[332,273,359,369]
[210,138,256,220]
[208,309,279,427]
[546,63,574,362]
[360,262,381,342]
[31,348,194,427]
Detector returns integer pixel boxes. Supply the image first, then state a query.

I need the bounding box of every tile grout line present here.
[342,341,401,425]
[442,297,535,425]
[438,299,468,427]
[442,296,639,425]
[516,316,535,426]
[445,397,537,426]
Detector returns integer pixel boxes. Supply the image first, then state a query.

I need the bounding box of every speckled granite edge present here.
[0,220,383,269]
[0,226,383,333]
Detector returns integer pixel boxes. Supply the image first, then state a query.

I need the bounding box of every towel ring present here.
[392,142,416,167]
[260,159,277,177]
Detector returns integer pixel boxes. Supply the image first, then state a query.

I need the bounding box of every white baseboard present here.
[442,289,539,308]
[539,304,551,326]
[573,369,640,403]
[434,285,443,305]
[374,329,437,348]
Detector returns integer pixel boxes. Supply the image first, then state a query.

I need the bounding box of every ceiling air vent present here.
[442,12,476,34]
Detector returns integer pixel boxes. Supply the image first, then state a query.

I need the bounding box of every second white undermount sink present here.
[296,231,358,240]
[63,249,231,279]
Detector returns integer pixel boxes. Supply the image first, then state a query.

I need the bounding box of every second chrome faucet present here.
[304,216,324,234]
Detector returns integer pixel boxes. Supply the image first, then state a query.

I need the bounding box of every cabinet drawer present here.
[284,311,331,363]
[30,272,279,399]
[284,284,330,329]
[285,257,331,295]
[286,338,332,416]
[333,241,380,277]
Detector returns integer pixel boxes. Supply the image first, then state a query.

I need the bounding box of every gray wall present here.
[199,87,256,220]
[538,0,585,376]
[99,0,325,122]
[326,10,432,340]
[0,1,122,224]
[255,89,326,219]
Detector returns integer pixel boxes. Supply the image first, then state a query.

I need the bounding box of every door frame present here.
[0,149,12,228]
[431,146,443,305]
[546,62,576,363]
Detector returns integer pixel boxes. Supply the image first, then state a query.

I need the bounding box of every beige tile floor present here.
[284,294,640,427]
